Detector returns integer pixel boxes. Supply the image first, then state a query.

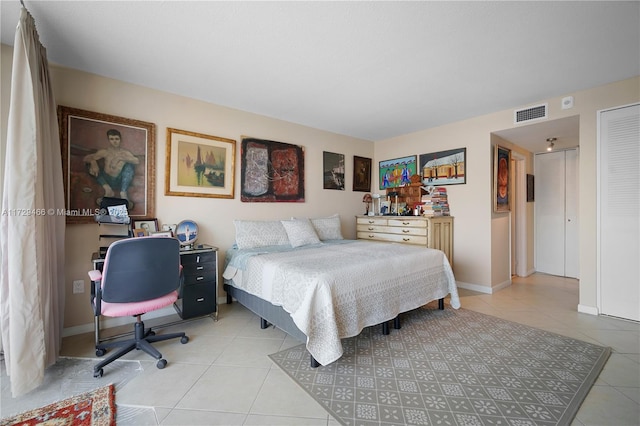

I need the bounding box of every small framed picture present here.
[162,223,177,236]
[150,231,173,238]
[133,228,148,237]
[132,218,158,234]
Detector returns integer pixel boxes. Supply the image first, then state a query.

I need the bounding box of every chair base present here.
[94,319,187,377]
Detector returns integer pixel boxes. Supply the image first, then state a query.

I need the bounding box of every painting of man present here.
[59,106,155,223]
[83,129,139,205]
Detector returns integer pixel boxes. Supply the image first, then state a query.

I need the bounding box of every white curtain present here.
[0,7,66,397]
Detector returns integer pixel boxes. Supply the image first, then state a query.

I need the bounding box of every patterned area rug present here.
[0,384,115,426]
[1,357,143,424]
[269,307,611,426]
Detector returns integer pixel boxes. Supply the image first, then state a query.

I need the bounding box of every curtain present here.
[0,7,66,397]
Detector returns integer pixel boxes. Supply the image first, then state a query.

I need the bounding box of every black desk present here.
[89,243,218,351]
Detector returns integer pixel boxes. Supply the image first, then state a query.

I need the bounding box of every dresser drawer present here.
[387,218,427,228]
[356,217,388,226]
[357,231,427,245]
[357,224,390,233]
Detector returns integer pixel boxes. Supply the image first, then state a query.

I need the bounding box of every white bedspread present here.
[223,240,460,365]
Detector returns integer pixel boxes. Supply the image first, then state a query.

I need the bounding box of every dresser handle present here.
[196,276,204,281]
[368,234,375,238]
[196,255,200,263]
[368,220,375,224]
[368,227,374,231]
[403,237,410,241]
[402,229,410,233]
[196,266,204,270]
[196,297,205,302]
[402,221,410,225]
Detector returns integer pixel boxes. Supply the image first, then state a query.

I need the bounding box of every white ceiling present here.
[1,1,638,151]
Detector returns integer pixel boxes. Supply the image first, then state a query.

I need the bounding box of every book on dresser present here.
[355,215,454,268]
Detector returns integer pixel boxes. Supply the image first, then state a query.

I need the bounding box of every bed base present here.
[224,281,444,368]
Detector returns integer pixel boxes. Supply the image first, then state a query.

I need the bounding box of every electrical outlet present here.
[72,280,85,294]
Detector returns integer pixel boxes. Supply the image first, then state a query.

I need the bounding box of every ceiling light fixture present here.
[546,137,556,151]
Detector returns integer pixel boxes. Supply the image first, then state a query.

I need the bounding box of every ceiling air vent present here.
[514,103,548,124]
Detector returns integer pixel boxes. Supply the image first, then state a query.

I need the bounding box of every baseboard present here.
[492,279,512,293]
[62,306,177,338]
[456,279,512,295]
[577,304,599,316]
[455,281,493,294]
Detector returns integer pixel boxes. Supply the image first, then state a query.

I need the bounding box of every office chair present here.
[88,236,189,378]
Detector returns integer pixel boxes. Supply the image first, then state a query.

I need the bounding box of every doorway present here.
[494,115,580,279]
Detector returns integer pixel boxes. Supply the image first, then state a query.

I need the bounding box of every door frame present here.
[512,151,527,277]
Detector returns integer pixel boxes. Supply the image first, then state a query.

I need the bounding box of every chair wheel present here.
[181,336,189,344]
[157,359,167,369]
[94,369,103,378]
[96,348,106,357]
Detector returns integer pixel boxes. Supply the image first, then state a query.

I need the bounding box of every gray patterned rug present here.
[269,307,610,426]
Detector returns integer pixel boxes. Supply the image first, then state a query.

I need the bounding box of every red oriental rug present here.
[0,384,115,426]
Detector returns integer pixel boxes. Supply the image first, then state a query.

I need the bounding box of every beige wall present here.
[2,43,639,333]
[375,76,640,313]
[1,44,374,332]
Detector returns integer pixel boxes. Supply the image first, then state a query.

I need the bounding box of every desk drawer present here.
[175,282,216,319]
[180,251,216,265]
[183,265,216,285]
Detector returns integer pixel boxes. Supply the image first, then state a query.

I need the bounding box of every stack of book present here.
[421,187,450,216]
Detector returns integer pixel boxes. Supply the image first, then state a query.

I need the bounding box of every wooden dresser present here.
[356,215,454,268]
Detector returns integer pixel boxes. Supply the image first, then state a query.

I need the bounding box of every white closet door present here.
[535,149,579,278]
[599,104,639,321]
[535,151,566,276]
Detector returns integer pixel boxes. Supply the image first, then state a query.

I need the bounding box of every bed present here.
[222,216,460,366]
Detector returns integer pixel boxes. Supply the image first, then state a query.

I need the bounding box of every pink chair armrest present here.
[88,270,102,282]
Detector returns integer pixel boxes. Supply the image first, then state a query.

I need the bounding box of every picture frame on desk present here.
[132,218,158,234]
[150,231,173,238]
[133,228,147,237]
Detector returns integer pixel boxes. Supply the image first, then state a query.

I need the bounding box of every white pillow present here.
[234,220,290,249]
[310,214,343,240]
[281,218,321,248]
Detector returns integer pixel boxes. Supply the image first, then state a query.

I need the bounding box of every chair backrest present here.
[100,237,181,303]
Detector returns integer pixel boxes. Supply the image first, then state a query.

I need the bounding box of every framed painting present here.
[353,156,372,192]
[58,106,155,224]
[323,151,345,190]
[494,145,511,212]
[379,155,417,190]
[240,136,305,202]
[165,128,236,198]
[419,147,466,186]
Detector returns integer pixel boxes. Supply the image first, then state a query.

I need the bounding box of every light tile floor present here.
[12,274,640,425]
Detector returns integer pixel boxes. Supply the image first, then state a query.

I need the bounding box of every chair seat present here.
[100,290,179,317]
